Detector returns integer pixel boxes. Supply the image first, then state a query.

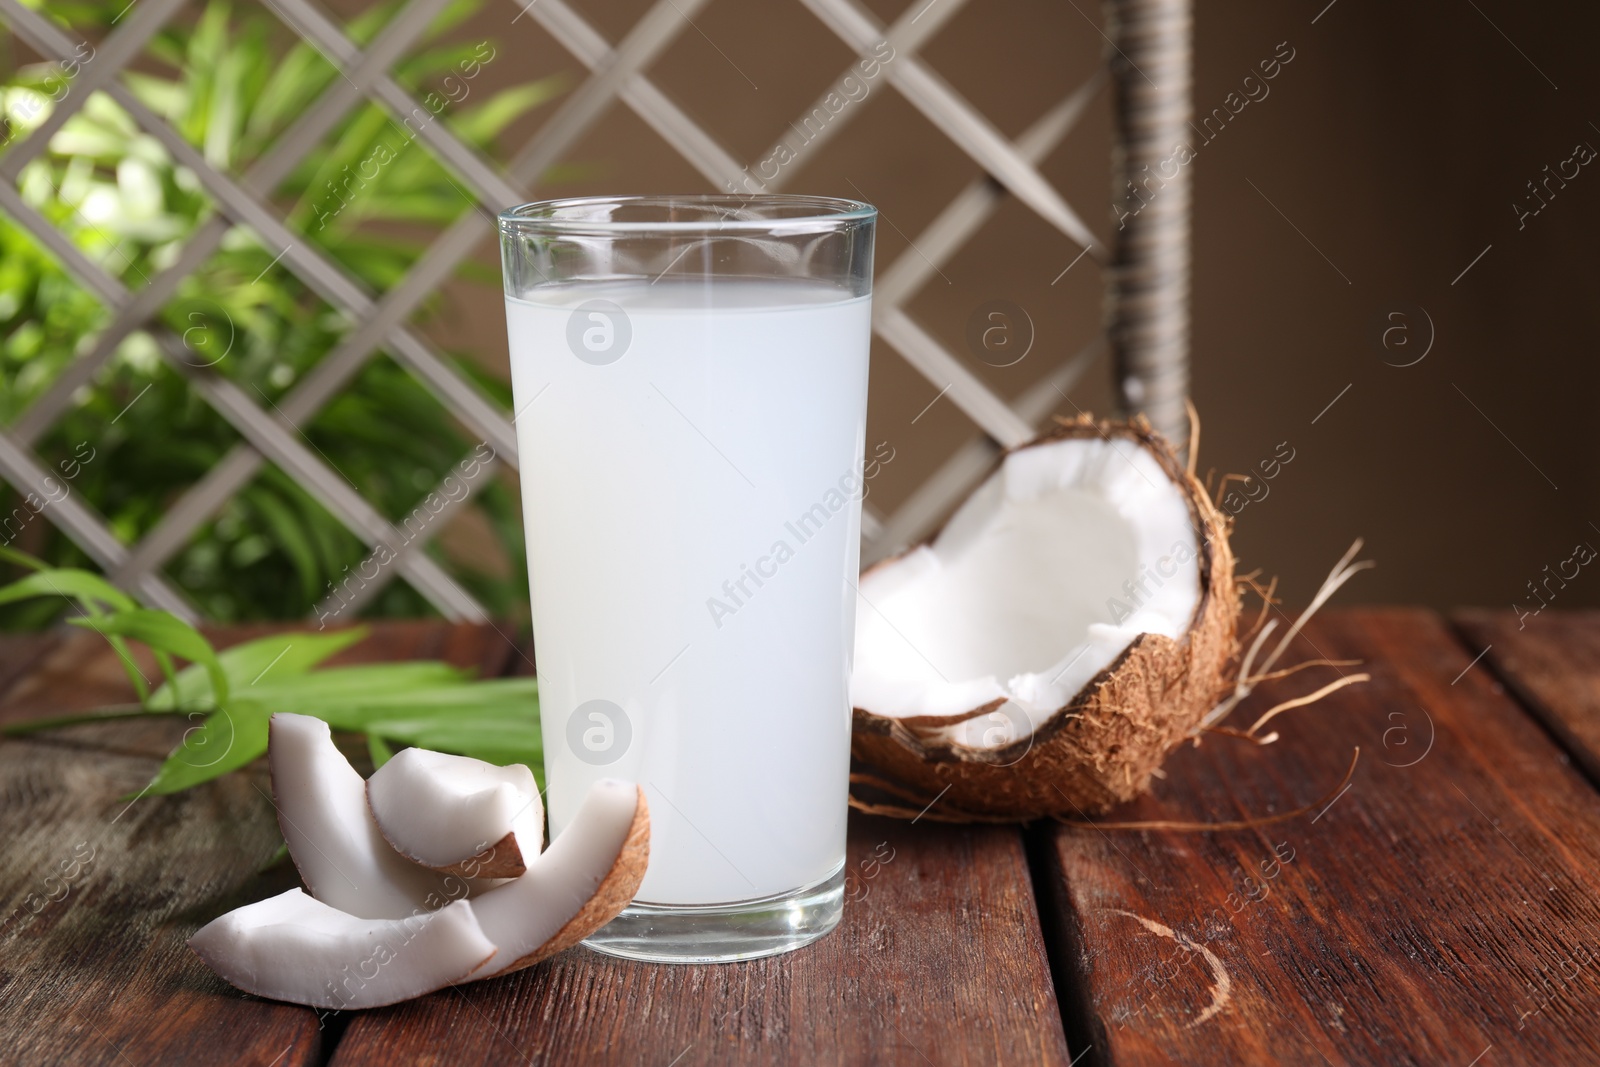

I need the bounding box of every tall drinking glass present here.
[498,195,876,963]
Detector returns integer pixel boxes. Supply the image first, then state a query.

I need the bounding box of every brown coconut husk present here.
[850,414,1240,819]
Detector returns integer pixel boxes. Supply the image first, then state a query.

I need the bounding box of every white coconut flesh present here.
[467,777,642,978]
[188,889,493,1011]
[269,713,460,919]
[851,435,1202,746]
[367,748,543,877]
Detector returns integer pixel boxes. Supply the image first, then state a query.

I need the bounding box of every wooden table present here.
[3,609,1599,1065]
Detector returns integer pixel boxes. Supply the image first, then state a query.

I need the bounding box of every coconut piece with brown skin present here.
[268,713,461,918]
[466,778,649,977]
[367,748,543,879]
[193,740,648,1007]
[850,416,1238,818]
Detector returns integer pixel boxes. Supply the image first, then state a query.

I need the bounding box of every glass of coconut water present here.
[498,195,876,962]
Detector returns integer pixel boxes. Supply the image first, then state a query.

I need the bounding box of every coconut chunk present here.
[189,888,493,1010]
[269,713,461,919]
[367,748,543,879]
[467,778,649,977]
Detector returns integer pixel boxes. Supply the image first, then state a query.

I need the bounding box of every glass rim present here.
[497,194,876,235]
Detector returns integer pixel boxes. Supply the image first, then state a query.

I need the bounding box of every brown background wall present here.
[399,0,1597,614]
[37,0,1595,613]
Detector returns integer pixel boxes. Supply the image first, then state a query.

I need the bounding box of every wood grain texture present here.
[333,814,1072,1066]
[1039,609,1600,1067]
[0,622,513,1066]
[1455,608,1600,786]
[15,612,1592,1065]
[0,642,320,1066]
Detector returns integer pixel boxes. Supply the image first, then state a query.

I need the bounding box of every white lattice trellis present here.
[0,0,1189,621]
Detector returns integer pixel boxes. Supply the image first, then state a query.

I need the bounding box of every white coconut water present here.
[505,279,870,905]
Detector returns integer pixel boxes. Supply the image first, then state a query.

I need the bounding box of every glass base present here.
[582,862,845,964]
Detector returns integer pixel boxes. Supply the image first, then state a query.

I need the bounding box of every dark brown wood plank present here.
[0,637,321,1066]
[1038,608,1600,1067]
[0,621,504,1066]
[1455,608,1600,786]
[333,814,1072,1066]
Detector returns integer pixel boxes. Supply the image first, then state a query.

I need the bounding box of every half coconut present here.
[850,416,1238,817]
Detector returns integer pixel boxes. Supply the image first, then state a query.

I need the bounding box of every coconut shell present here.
[851,415,1239,819]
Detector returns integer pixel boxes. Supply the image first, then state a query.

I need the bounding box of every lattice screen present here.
[0,0,1187,622]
